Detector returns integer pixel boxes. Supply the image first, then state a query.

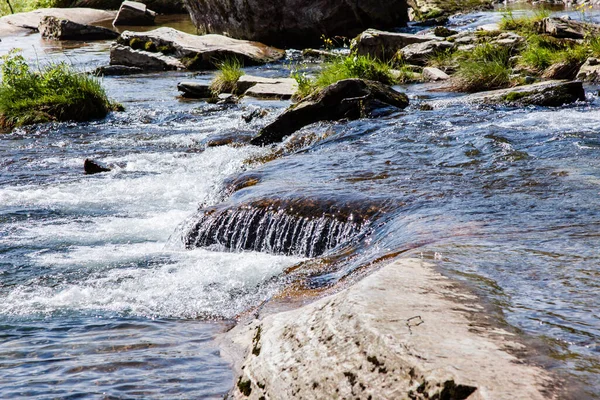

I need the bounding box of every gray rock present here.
[236,75,297,97]
[398,40,454,66]
[422,67,449,81]
[110,43,185,70]
[113,27,285,70]
[536,17,600,39]
[251,79,409,146]
[39,15,118,40]
[354,28,439,61]
[113,0,157,26]
[542,61,583,80]
[221,259,554,400]
[177,81,213,98]
[577,57,600,82]
[182,0,409,48]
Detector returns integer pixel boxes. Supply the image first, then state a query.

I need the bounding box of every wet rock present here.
[0,8,115,37]
[110,42,184,70]
[433,25,457,37]
[84,158,111,174]
[242,108,268,123]
[250,79,409,146]
[39,16,118,40]
[236,76,298,100]
[184,196,381,257]
[353,28,439,61]
[111,27,285,71]
[222,259,554,400]
[398,40,454,66]
[112,0,157,26]
[94,64,144,75]
[422,67,449,82]
[432,80,585,107]
[536,17,600,39]
[182,0,409,48]
[576,57,600,82]
[301,48,338,60]
[177,81,213,98]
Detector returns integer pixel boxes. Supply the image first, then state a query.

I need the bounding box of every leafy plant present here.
[0,49,121,130]
[209,57,244,96]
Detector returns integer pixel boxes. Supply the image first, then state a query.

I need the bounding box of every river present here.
[1,7,599,399]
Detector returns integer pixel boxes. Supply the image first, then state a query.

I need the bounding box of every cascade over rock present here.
[184,197,385,257]
[181,0,409,48]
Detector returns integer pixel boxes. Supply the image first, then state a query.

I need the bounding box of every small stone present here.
[84,159,111,174]
[422,67,449,82]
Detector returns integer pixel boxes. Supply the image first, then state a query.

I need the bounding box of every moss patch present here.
[237,377,252,396]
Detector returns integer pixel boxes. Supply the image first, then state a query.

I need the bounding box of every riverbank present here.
[220,258,560,399]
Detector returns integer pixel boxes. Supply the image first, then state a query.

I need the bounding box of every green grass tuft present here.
[0,50,121,130]
[499,9,551,35]
[209,57,245,96]
[453,43,511,92]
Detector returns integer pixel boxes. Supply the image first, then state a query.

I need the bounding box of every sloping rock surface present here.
[251,79,409,146]
[113,0,157,26]
[182,0,409,48]
[354,28,439,61]
[112,28,285,70]
[221,259,554,399]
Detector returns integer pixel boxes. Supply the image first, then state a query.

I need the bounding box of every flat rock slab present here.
[39,15,118,40]
[94,64,145,76]
[113,27,285,70]
[251,78,408,146]
[0,8,115,37]
[237,75,297,99]
[354,28,440,61]
[221,259,555,399]
[431,80,585,108]
[113,0,157,26]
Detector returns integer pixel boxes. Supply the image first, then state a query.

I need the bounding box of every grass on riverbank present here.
[210,57,244,96]
[518,35,588,72]
[0,50,121,130]
[499,9,551,34]
[453,43,511,92]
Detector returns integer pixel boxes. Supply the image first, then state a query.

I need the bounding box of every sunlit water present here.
[1,8,600,399]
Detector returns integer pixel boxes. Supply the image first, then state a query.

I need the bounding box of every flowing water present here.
[1,7,600,399]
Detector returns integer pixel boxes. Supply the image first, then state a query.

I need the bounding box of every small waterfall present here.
[184,199,382,257]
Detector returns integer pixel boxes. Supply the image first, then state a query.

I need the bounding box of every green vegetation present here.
[518,35,587,73]
[209,57,244,96]
[291,54,405,100]
[499,9,551,34]
[0,50,121,130]
[0,0,69,17]
[453,43,511,92]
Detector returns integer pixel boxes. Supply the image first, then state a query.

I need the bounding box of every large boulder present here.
[250,79,409,146]
[112,0,157,25]
[353,29,439,61]
[182,0,409,48]
[39,15,119,40]
[111,27,285,70]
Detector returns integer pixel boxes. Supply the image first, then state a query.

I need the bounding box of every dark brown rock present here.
[250,79,409,146]
[177,81,213,98]
[182,0,409,48]
[84,159,111,174]
[39,15,118,40]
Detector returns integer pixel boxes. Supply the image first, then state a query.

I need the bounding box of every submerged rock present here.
[353,29,439,61]
[222,259,554,399]
[94,64,145,76]
[182,0,409,48]
[110,28,285,70]
[39,16,118,40]
[251,79,409,146]
[112,0,157,26]
[184,196,383,257]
